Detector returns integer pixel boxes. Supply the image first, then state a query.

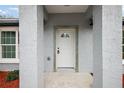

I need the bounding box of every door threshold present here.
[57,67,75,72]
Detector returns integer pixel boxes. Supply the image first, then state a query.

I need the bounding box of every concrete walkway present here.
[44,72,93,88]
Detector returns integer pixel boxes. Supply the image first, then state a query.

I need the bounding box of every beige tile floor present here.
[44,72,93,88]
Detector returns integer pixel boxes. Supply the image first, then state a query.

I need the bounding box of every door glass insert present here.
[61,33,69,38]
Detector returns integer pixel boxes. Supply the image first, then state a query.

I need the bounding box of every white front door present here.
[56,28,76,71]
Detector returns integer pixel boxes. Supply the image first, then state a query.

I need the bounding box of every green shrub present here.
[13,70,19,75]
[6,70,19,81]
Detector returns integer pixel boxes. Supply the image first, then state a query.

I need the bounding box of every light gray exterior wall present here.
[102,5,122,88]
[123,65,124,74]
[93,6,103,87]
[44,10,93,73]
[0,63,19,71]
[93,5,122,88]
[19,5,44,88]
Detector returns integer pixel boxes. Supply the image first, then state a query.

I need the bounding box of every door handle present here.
[57,49,60,54]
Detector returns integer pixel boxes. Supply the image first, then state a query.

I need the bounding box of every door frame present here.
[54,25,79,72]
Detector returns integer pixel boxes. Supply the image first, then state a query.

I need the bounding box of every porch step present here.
[44,72,93,88]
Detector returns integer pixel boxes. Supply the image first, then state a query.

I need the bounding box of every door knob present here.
[57,49,60,54]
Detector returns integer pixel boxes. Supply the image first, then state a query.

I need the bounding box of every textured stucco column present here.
[93,5,122,88]
[19,5,44,88]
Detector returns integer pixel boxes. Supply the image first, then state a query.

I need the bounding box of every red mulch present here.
[0,71,19,88]
[122,74,124,88]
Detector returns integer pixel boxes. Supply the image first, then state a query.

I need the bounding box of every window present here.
[122,30,124,59]
[0,31,18,59]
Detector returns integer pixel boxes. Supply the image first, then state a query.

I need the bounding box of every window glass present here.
[1,31,16,58]
[122,30,124,59]
[2,46,16,58]
[1,31,16,44]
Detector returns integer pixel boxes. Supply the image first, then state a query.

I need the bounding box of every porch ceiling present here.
[45,5,89,14]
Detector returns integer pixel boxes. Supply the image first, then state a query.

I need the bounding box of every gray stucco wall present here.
[102,5,122,88]
[123,65,124,74]
[93,5,122,88]
[93,6,103,87]
[0,63,19,71]
[19,5,44,88]
[44,12,93,73]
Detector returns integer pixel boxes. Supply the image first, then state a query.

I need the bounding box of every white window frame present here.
[0,27,19,63]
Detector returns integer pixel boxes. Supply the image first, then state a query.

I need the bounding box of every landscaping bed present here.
[0,71,19,88]
[122,74,124,88]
